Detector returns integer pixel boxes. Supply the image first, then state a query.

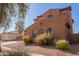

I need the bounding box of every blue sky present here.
[25,3,79,33]
[0,3,79,33]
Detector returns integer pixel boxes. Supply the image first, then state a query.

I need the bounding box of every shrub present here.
[8,49,30,56]
[35,32,53,45]
[8,51,29,56]
[22,35,32,44]
[55,39,69,50]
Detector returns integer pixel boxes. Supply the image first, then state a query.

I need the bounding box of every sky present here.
[0,3,79,33]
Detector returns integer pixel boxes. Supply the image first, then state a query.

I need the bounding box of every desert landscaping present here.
[0,40,79,56]
[0,3,79,56]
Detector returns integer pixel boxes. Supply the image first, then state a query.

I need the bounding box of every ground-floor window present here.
[47,28,52,33]
[39,28,44,34]
[32,30,37,37]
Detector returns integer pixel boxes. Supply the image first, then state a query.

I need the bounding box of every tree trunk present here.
[0,34,2,52]
[0,40,1,52]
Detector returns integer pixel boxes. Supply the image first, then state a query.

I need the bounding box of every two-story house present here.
[25,6,73,42]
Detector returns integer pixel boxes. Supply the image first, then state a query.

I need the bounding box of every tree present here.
[3,19,11,32]
[0,3,28,30]
[0,3,29,52]
[15,20,24,34]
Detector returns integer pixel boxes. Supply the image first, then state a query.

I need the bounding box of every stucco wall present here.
[25,6,73,41]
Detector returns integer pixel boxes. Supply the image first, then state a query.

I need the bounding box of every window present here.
[62,12,70,20]
[65,23,71,29]
[62,12,67,17]
[39,28,44,34]
[47,28,52,33]
[32,30,37,36]
[48,15,53,20]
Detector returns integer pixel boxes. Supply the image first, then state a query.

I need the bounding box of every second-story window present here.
[48,15,53,20]
[62,12,67,17]
[65,23,71,29]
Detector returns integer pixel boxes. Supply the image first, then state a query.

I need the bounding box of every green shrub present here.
[55,39,69,50]
[22,35,32,44]
[35,32,53,45]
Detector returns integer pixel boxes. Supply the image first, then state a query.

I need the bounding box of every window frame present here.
[65,23,71,29]
[47,28,53,33]
[39,28,44,34]
[47,15,53,20]
[62,12,67,17]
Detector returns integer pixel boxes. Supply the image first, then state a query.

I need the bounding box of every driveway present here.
[1,41,24,45]
[1,41,44,56]
[1,41,79,56]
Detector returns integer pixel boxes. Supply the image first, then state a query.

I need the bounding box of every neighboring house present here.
[0,31,20,41]
[25,6,73,42]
